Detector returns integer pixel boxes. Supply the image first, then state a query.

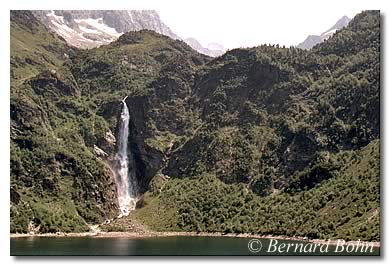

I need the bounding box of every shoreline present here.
[10,231,380,248]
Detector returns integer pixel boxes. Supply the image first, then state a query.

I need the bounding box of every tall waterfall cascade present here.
[115,96,138,216]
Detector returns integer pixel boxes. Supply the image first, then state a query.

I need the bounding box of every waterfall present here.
[115,96,137,216]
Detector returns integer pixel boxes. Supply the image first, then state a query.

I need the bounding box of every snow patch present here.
[50,20,77,39]
[76,32,92,42]
[74,18,123,37]
[78,25,100,34]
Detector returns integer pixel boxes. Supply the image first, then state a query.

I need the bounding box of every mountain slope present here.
[10,10,120,233]
[165,11,379,189]
[298,15,351,49]
[143,10,380,240]
[136,140,379,241]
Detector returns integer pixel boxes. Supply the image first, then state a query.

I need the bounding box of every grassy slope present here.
[10,11,69,84]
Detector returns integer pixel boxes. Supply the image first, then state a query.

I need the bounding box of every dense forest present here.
[10,10,380,241]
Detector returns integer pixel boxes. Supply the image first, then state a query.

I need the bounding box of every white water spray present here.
[115,96,137,216]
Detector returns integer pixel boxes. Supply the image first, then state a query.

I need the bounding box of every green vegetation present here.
[10,10,380,241]
[137,140,379,241]
[145,131,177,153]
[10,11,119,233]
[10,11,208,233]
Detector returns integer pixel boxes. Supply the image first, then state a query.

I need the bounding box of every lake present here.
[10,236,380,256]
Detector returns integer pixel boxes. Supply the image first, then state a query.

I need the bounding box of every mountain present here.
[184,37,226,57]
[11,10,380,242]
[32,10,226,57]
[32,10,180,49]
[297,15,351,49]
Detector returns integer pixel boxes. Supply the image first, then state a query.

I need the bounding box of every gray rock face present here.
[297,15,351,49]
[32,10,179,49]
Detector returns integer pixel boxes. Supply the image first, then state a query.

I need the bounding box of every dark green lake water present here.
[10,236,379,256]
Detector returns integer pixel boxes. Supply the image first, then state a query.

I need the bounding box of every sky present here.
[118,0,381,50]
[155,1,362,49]
[8,0,383,50]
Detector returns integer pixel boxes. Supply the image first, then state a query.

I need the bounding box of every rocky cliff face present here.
[32,10,180,49]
